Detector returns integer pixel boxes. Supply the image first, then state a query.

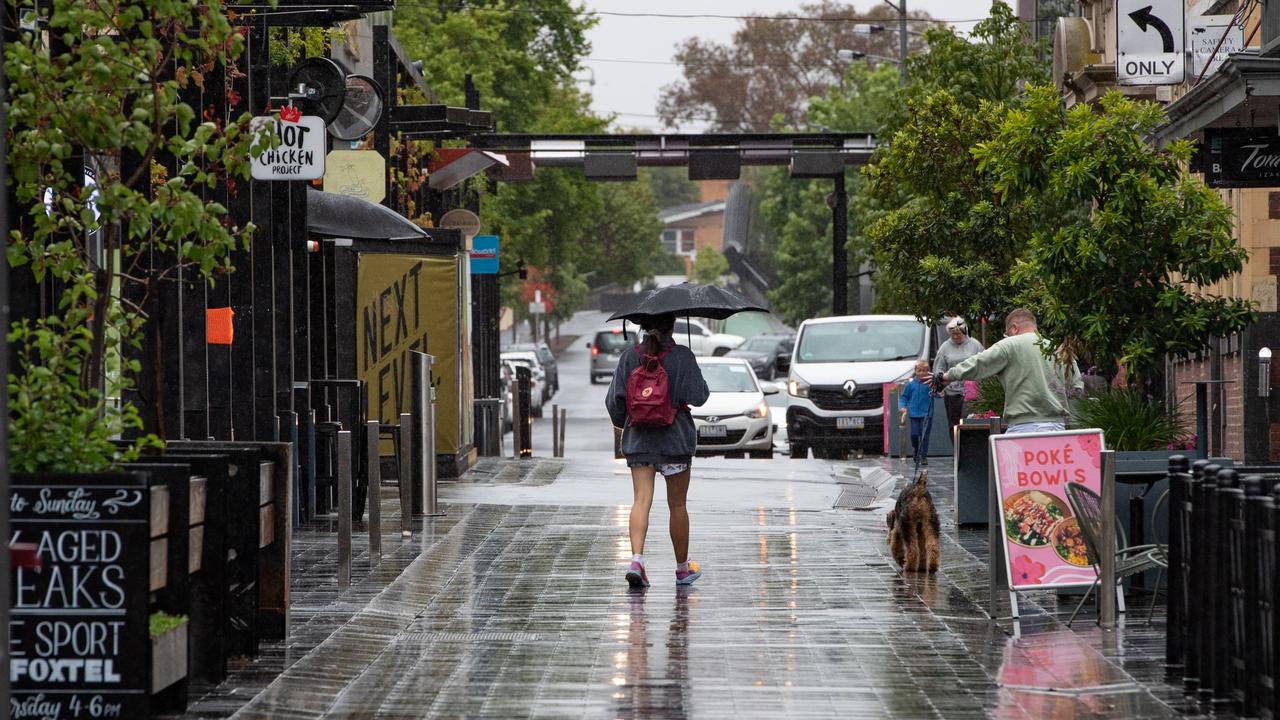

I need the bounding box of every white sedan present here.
[691,357,779,459]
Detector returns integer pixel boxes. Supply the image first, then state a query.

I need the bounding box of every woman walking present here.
[605,313,710,589]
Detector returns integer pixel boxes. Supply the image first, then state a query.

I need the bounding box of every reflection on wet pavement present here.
[168,457,1215,719]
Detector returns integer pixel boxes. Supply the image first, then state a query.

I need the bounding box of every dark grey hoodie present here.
[605,334,710,465]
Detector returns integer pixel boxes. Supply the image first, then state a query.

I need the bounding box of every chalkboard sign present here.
[9,473,150,720]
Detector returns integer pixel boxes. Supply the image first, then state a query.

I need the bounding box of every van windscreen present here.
[795,321,925,363]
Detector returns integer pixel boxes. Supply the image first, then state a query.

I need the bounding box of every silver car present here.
[586,328,632,384]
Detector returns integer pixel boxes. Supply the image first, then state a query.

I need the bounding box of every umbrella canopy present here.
[306,187,428,241]
[607,282,769,322]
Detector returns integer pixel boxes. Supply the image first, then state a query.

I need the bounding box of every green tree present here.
[864,1,1051,323]
[974,86,1255,382]
[6,0,262,471]
[641,167,700,209]
[578,181,665,288]
[691,246,730,285]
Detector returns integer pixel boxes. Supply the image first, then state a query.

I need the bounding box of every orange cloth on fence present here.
[206,307,235,345]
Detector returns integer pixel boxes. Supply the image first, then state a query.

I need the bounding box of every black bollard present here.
[1241,476,1270,717]
[1216,469,1245,708]
[1166,455,1190,674]
[1196,463,1222,698]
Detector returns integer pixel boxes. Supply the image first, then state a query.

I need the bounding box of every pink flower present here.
[1011,554,1046,585]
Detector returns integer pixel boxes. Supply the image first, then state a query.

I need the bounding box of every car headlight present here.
[788,376,809,398]
[745,402,769,419]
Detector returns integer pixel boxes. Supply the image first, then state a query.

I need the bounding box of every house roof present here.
[658,200,726,224]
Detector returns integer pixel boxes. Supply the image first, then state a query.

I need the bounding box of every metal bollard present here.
[1241,476,1270,717]
[398,412,413,537]
[1217,469,1244,707]
[515,366,532,459]
[337,430,352,588]
[1165,455,1191,674]
[1099,450,1117,630]
[366,420,381,562]
[475,398,502,456]
[1197,463,1223,697]
[410,352,442,516]
[559,407,567,458]
[552,403,559,457]
[511,380,523,460]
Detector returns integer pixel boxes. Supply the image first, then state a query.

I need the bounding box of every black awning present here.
[306,188,427,241]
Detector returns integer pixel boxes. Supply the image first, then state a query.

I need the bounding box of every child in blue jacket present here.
[898,360,936,466]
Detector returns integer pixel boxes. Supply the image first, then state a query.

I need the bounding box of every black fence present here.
[1166,455,1280,716]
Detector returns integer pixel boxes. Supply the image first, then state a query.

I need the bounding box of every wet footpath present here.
[170,453,1213,719]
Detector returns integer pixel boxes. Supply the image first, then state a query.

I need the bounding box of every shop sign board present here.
[9,473,151,719]
[470,235,499,275]
[990,429,1105,590]
[1117,0,1185,85]
[251,112,326,180]
[1196,129,1280,188]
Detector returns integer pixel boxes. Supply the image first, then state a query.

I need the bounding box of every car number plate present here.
[836,416,865,430]
[699,424,728,438]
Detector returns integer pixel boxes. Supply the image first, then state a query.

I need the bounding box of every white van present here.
[785,315,930,459]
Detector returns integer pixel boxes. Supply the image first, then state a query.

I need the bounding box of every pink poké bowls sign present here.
[990,429,1105,590]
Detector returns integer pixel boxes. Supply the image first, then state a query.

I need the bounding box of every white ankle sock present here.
[631,554,644,566]
[677,562,689,572]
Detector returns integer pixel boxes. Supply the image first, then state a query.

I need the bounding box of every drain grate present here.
[833,483,881,510]
[400,631,542,643]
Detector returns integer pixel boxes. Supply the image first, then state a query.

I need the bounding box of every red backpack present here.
[625,345,678,428]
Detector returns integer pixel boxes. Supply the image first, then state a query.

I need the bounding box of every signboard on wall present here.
[9,473,151,719]
[470,235,499,274]
[1117,0,1185,85]
[251,113,326,180]
[323,149,385,203]
[1195,128,1280,188]
[990,429,1105,590]
[356,253,465,455]
[1188,15,1244,80]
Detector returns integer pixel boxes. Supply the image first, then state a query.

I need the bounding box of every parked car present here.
[726,333,795,380]
[501,349,550,403]
[672,318,745,357]
[785,315,929,460]
[508,341,558,394]
[586,327,632,385]
[500,355,545,417]
[690,357,779,459]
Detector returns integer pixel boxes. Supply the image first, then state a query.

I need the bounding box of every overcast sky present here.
[579,0,997,132]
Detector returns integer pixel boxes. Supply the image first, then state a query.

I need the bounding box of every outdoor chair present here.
[1063,481,1168,627]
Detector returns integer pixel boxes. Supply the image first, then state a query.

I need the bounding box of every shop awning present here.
[1156,54,1280,144]
[306,188,427,241]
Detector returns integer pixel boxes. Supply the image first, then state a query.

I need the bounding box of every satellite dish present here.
[287,57,346,124]
[327,75,384,141]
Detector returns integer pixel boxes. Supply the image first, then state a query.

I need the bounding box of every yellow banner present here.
[356,253,465,455]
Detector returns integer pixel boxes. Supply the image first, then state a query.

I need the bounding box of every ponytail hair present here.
[638,313,676,357]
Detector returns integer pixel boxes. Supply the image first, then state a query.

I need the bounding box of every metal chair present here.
[1064,481,1168,627]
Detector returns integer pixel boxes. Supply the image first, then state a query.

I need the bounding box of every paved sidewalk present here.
[174,455,1206,719]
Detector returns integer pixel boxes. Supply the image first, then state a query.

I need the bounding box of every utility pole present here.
[832,173,848,316]
[898,0,908,86]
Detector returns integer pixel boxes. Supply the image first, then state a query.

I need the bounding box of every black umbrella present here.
[607,282,768,322]
[306,187,427,241]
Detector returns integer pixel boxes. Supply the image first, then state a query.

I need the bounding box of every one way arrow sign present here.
[1117,0,1184,85]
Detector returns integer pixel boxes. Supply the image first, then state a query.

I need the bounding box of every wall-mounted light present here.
[1260,347,1272,398]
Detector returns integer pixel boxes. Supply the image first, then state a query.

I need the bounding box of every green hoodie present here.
[948,332,1082,426]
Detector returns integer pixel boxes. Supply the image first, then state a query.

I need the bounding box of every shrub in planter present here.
[1071,387,1186,451]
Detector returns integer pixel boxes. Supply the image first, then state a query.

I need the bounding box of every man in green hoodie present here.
[941,308,1082,434]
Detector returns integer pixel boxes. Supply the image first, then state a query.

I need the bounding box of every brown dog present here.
[886,470,940,573]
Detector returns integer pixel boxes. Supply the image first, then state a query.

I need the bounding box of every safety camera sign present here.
[251,112,326,180]
[1117,0,1185,85]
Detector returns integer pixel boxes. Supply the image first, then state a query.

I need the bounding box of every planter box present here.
[151,622,188,694]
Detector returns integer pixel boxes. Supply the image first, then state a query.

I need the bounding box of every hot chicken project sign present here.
[251,109,326,181]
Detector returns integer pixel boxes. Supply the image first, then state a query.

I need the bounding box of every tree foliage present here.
[691,246,730,286]
[658,1,926,131]
[974,86,1255,381]
[6,0,262,471]
[864,1,1051,323]
[641,167,700,209]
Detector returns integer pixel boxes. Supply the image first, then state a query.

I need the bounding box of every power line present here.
[394,2,985,25]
